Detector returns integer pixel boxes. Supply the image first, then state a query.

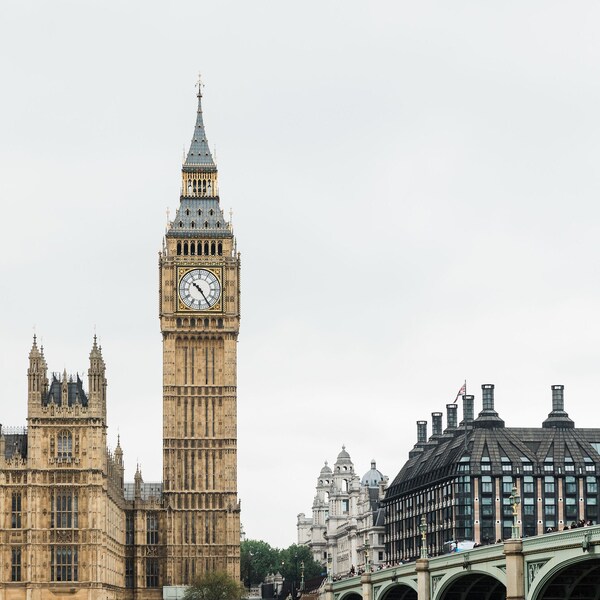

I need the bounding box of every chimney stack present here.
[552,385,564,412]
[462,395,474,423]
[482,384,495,410]
[432,412,443,437]
[543,384,574,429]
[446,403,458,429]
[417,420,427,444]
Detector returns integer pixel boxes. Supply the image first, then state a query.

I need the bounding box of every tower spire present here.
[184,74,216,169]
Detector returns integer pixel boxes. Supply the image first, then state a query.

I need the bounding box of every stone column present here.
[504,539,525,600]
[322,582,334,600]
[361,572,372,600]
[416,558,430,600]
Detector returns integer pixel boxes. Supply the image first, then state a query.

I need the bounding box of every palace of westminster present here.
[4,84,600,600]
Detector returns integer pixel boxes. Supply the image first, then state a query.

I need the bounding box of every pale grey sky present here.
[2,1,600,549]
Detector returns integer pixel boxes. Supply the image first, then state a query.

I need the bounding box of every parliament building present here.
[0,86,241,600]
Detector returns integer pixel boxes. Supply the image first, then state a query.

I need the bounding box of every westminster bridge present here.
[321,525,600,600]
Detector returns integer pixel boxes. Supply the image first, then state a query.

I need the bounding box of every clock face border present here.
[177,266,223,312]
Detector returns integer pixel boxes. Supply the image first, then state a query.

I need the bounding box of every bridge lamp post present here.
[419,516,428,559]
[326,554,332,583]
[364,537,371,572]
[509,484,521,539]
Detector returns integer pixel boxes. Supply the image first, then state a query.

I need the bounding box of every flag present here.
[454,381,466,403]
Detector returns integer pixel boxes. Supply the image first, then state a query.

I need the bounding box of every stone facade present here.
[297,448,388,577]
[0,85,240,600]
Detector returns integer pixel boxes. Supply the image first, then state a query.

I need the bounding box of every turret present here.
[27,335,48,415]
[88,335,107,417]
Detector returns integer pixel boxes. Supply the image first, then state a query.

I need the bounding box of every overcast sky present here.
[2,1,600,549]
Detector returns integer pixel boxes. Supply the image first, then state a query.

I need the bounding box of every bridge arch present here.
[529,555,600,600]
[378,581,417,600]
[435,570,506,600]
[338,591,362,600]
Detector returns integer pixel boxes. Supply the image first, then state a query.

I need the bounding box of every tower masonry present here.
[159,82,241,587]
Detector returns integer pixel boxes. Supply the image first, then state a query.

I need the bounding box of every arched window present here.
[183,242,188,256]
[179,221,183,228]
[217,318,223,328]
[177,318,182,327]
[198,209,202,215]
[209,209,214,216]
[177,242,181,255]
[204,221,209,228]
[217,242,222,256]
[216,221,221,228]
[57,431,72,459]
[190,242,195,255]
[203,318,209,327]
[210,242,216,255]
[190,318,196,327]
[204,242,209,255]
[193,180,197,193]
[185,209,190,216]
[191,221,195,229]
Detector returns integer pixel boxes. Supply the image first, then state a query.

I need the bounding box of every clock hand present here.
[191,282,211,304]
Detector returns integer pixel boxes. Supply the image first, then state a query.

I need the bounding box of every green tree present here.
[278,544,323,589]
[241,540,280,586]
[183,571,243,600]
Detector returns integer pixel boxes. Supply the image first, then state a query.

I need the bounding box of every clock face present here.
[179,269,221,310]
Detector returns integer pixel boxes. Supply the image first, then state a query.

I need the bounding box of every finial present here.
[32,333,37,347]
[166,207,170,226]
[214,144,217,162]
[196,72,203,97]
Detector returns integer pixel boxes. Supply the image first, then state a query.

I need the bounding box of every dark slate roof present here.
[43,374,88,407]
[386,424,600,499]
[4,432,27,460]
[184,90,216,171]
[123,482,163,501]
[167,198,232,239]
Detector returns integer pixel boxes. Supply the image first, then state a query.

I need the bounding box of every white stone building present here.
[297,447,388,577]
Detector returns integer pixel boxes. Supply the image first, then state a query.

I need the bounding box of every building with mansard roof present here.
[297,447,388,577]
[383,384,600,563]
[0,83,241,600]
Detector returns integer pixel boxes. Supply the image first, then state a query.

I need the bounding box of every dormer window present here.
[209,209,214,216]
[185,209,190,216]
[204,221,209,228]
[216,221,221,228]
[198,209,202,215]
[191,221,195,229]
[179,221,183,228]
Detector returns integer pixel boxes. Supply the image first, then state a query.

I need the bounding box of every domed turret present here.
[361,460,383,488]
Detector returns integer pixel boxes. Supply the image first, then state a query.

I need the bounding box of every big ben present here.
[159,82,241,584]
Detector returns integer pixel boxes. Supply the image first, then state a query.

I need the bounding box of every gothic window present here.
[179,221,183,228]
[209,209,214,216]
[146,558,159,587]
[11,492,22,528]
[51,546,78,581]
[198,209,202,215]
[126,513,134,545]
[147,512,159,545]
[190,318,196,327]
[11,548,21,582]
[52,491,78,528]
[125,558,134,588]
[217,242,222,256]
[190,241,195,255]
[191,221,196,229]
[177,242,181,255]
[176,318,182,327]
[204,221,209,228]
[183,242,189,256]
[57,431,72,459]
[216,221,221,228]
[185,209,190,216]
[204,242,209,255]
[210,242,216,255]
[217,318,223,328]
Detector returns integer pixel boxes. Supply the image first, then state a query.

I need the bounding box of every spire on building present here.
[184,75,216,170]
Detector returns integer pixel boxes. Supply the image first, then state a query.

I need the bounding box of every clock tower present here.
[159,83,241,584]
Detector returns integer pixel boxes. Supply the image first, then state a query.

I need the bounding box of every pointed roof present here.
[184,83,216,171]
